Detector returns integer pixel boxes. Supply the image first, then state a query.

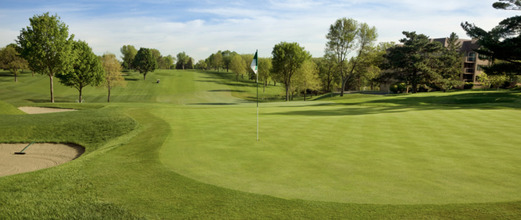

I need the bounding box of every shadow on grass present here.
[187,102,239,106]
[270,91,521,117]
[207,89,245,93]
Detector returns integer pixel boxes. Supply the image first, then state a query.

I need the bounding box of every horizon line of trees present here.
[3,1,519,102]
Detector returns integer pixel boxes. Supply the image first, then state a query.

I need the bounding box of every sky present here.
[0,0,518,61]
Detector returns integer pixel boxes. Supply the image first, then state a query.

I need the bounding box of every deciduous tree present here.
[133,47,157,80]
[176,52,189,70]
[101,53,126,102]
[272,42,311,101]
[0,44,28,82]
[229,54,245,81]
[17,12,74,103]
[258,57,272,92]
[325,18,377,96]
[57,40,104,103]
[120,45,137,70]
[293,60,320,101]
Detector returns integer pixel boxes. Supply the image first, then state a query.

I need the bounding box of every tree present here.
[222,50,236,72]
[0,44,29,82]
[315,54,338,93]
[258,57,272,92]
[195,59,208,70]
[229,54,246,81]
[17,12,74,103]
[150,49,162,67]
[120,45,137,70]
[325,18,357,96]
[293,60,320,101]
[434,33,464,91]
[101,53,126,102]
[212,52,223,71]
[57,40,104,103]
[493,0,521,10]
[176,52,189,70]
[272,42,311,101]
[462,7,521,76]
[384,32,444,93]
[158,55,175,69]
[325,18,377,96]
[133,47,157,80]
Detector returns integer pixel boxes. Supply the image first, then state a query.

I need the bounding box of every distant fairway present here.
[2,69,521,218]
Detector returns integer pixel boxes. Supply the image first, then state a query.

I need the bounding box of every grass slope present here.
[1,69,521,218]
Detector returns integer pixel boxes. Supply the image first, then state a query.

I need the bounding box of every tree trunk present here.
[144,72,147,80]
[340,76,346,97]
[285,83,290,101]
[236,73,239,81]
[49,75,54,103]
[304,90,307,101]
[14,73,17,82]
[78,87,83,103]
[107,85,111,103]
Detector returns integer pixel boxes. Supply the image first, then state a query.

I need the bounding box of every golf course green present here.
[1,69,521,219]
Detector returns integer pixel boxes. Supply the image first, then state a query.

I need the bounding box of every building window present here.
[464,63,474,68]
[467,52,476,62]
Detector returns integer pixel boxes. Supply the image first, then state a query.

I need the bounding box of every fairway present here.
[2,69,521,218]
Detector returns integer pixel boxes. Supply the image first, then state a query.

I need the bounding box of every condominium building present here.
[431,38,489,83]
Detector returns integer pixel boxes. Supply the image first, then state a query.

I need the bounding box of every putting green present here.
[157,71,521,204]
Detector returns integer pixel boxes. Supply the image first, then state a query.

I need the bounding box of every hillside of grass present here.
[1,69,521,219]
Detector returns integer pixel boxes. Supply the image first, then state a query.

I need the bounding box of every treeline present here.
[2,1,520,103]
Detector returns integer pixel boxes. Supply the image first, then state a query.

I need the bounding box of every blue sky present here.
[0,0,517,61]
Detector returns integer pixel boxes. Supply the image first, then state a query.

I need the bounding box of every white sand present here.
[18,106,76,114]
[0,143,84,177]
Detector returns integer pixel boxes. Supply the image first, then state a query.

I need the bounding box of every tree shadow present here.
[207,89,245,93]
[187,103,239,106]
[270,91,521,117]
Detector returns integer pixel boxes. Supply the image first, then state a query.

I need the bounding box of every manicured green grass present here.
[2,69,521,218]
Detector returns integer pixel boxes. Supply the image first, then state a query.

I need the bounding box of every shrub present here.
[463,82,474,90]
[390,82,407,93]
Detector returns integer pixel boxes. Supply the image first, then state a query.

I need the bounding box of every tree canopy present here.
[229,54,246,81]
[133,47,158,80]
[325,18,377,96]
[121,45,137,70]
[17,12,74,103]
[57,40,104,103]
[493,0,521,10]
[272,42,311,101]
[0,44,28,82]
[101,53,126,102]
[384,32,444,93]
[462,11,521,76]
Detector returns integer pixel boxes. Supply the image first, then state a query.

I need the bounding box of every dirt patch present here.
[0,143,84,177]
[18,106,76,114]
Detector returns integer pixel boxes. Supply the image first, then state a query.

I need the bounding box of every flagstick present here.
[256,68,259,141]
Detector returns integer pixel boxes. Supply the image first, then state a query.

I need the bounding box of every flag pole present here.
[251,50,259,141]
[256,50,259,142]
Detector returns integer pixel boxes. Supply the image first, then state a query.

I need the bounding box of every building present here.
[431,38,489,83]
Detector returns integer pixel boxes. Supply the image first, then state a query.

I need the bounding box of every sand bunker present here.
[18,106,76,114]
[0,143,84,177]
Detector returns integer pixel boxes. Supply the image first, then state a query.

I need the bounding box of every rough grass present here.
[1,69,521,219]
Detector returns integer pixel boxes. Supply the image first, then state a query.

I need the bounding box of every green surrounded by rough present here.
[1,69,521,219]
